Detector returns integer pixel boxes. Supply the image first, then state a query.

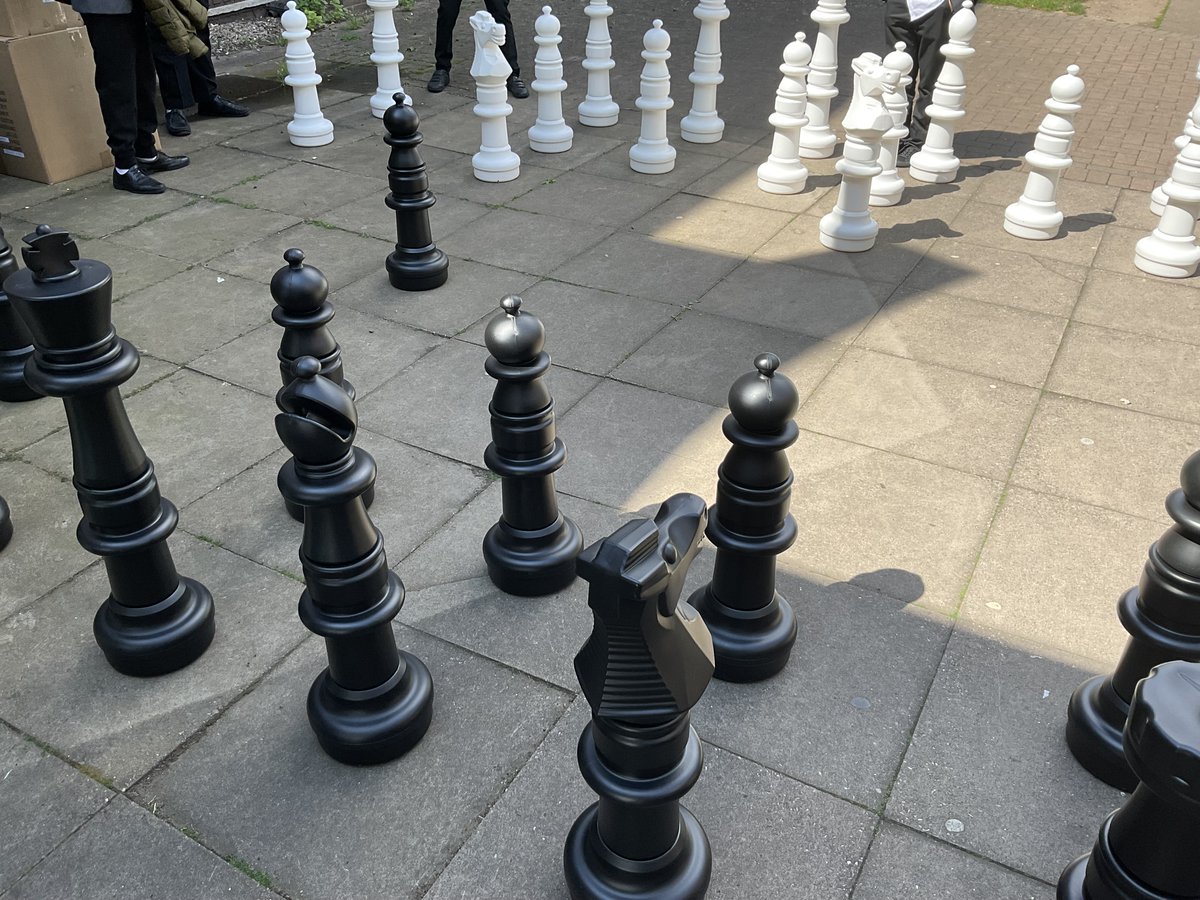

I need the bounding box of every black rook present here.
[384,92,450,291]
[0,222,40,402]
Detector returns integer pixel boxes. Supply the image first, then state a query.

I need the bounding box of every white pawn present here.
[1135,91,1200,278]
[629,20,675,175]
[757,33,812,195]
[869,42,914,207]
[529,6,573,153]
[1004,65,1086,240]
[819,52,901,252]
[578,0,619,127]
[679,0,730,144]
[281,1,334,147]
[910,0,976,184]
[469,11,520,182]
[798,0,850,159]
[368,0,409,117]
[1151,62,1200,216]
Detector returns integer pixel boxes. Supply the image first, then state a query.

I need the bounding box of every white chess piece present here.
[1135,91,1200,278]
[470,11,520,182]
[797,0,850,159]
[819,52,901,252]
[578,0,619,127]
[281,1,334,147]
[869,42,913,207]
[757,33,812,195]
[1152,63,1200,216]
[910,0,976,184]
[529,6,573,153]
[1004,65,1086,240]
[679,0,730,144]
[629,20,675,175]
[368,0,409,117]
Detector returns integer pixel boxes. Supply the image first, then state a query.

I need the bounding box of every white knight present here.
[470,11,521,182]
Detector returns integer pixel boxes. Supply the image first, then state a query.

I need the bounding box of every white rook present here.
[680,0,730,144]
[869,42,913,207]
[797,0,850,159]
[282,1,334,147]
[910,0,976,184]
[757,33,812,195]
[368,0,409,118]
[578,0,619,127]
[529,6,573,153]
[1135,91,1200,279]
[470,11,520,182]
[629,19,675,174]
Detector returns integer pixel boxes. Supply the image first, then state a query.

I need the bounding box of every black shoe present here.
[896,142,918,168]
[506,76,529,99]
[135,150,190,173]
[113,166,166,194]
[197,94,250,117]
[165,108,191,136]
[427,69,450,93]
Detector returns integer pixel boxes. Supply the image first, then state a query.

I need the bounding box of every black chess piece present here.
[1066,449,1200,791]
[565,493,715,900]
[0,223,41,402]
[276,356,433,764]
[482,295,582,596]
[1057,660,1200,899]
[270,248,373,521]
[0,495,12,552]
[690,352,799,683]
[384,92,449,291]
[6,226,215,676]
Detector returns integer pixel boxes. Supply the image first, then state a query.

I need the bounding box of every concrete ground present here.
[2,2,1200,898]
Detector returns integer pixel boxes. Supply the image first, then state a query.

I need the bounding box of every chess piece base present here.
[564,804,711,900]
[308,649,434,765]
[679,116,724,144]
[1134,235,1200,279]
[690,587,797,683]
[472,152,522,182]
[93,576,216,677]
[629,147,677,175]
[284,484,376,523]
[869,176,904,208]
[1055,855,1087,900]
[579,104,620,128]
[797,130,836,159]
[757,159,808,195]
[287,122,335,147]
[908,156,957,184]
[1065,674,1137,792]
[0,496,11,553]
[1057,816,1162,900]
[483,514,583,596]
[1004,201,1063,241]
[0,357,40,402]
[529,126,574,154]
[818,212,878,253]
[386,248,450,291]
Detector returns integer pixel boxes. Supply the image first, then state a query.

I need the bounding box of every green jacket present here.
[143,0,209,59]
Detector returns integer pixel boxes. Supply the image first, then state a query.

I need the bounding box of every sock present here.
[115,167,130,175]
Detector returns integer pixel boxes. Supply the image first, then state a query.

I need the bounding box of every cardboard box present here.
[0,0,82,39]
[0,27,111,184]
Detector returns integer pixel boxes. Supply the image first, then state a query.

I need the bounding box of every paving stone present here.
[631,195,795,257]
[309,137,463,180]
[798,348,1040,480]
[439,207,613,275]
[959,487,1163,665]
[683,157,836,214]
[507,170,676,227]
[1011,394,1200,523]
[1089,223,1191,282]
[949,199,1108,265]
[613,310,845,408]
[852,823,1054,900]
[886,629,1125,884]
[577,142,727,190]
[432,156,559,205]
[320,190,489,243]
[420,100,537,155]
[108,200,300,263]
[0,535,306,789]
[1073,269,1200,345]
[0,171,109,216]
[176,108,294,149]
[208,221,393,291]
[358,337,599,466]
[972,168,1120,222]
[1110,187,1159,233]
[73,241,190,301]
[21,188,193,240]
[856,291,1067,388]
[218,161,380,218]
[0,723,113,893]
[521,129,625,172]
[137,631,571,900]
[754,216,938,287]
[220,111,375,162]
[856,179,979,230]
[4,796,274,900]
[153,145,291,196]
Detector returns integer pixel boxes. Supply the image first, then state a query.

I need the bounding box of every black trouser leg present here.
[149,0,217,109]
[434,0,519,77]
[884,0,950,147]
[82,12,158,169]
[133,19,160,159]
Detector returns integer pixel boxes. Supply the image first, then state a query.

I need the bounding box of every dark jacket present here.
[143,0,209,57]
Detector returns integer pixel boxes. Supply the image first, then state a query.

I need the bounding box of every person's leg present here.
[147,15,195,109]
[188,0,221,106]
[883,0,918,132]
[132,17,162,161]
[908,5,951,147]
[81,12,140,169]
[485,0,519,78]
[434,0,462,72]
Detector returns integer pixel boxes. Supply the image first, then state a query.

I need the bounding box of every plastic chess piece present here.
[1004,66,1086,240]
[6,226,215,676]
[1058,660,1200,900]
[1151,61,1200,217]
[629,20,676,175]
[481,296,582,596]
[578,0,619,127]
[679,0,730,144]
[869,42,914,208]
[798,0,850,159]
[1135,88,1200,279]
[690,353,800,682]
[819,52,901,252]
[1067,449,1200,791]
[384,94,451,290]
[0,222,40,402]
[910,0,977,184]
[757,33,812,195]
[281,0,334,147]
[0,495,12,553]
[470,11,521,183]
[367,0,410,118]
[528,6,573,154]
[276,356,433,764]
[565,492,715,900]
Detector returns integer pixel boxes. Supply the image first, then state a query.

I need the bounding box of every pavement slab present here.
[683,157,836,214]
[631,195,796,257]
[107,199,301,263]
[218,160,381,219]
[208,220,394,291]
[21,187,193,241]
[439,206,614,275]
[1073,268,1200,345]
[507,169,677,227]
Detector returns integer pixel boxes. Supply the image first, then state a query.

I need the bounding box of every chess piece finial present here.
[384,94,450,290]
[798,0,851,159]
[21,226,80,282]
[629,19,676,175]
[528,5,573,154]
[758,32,812,195]
[909,0,978,183]
[680,0,731,144]
[0,222,41,402]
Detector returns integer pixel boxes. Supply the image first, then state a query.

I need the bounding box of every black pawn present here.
[276,356,433,764]
[0,495,12,552]
[565,493,715,900]
[690,352,799,682]
[384,92,449,291]
[270,248,373,521]
[482,295,582,596]
[0,222,41,402]
[1067,449,1200,790]
[1058,660,1200,899]
[6,226,214,676]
